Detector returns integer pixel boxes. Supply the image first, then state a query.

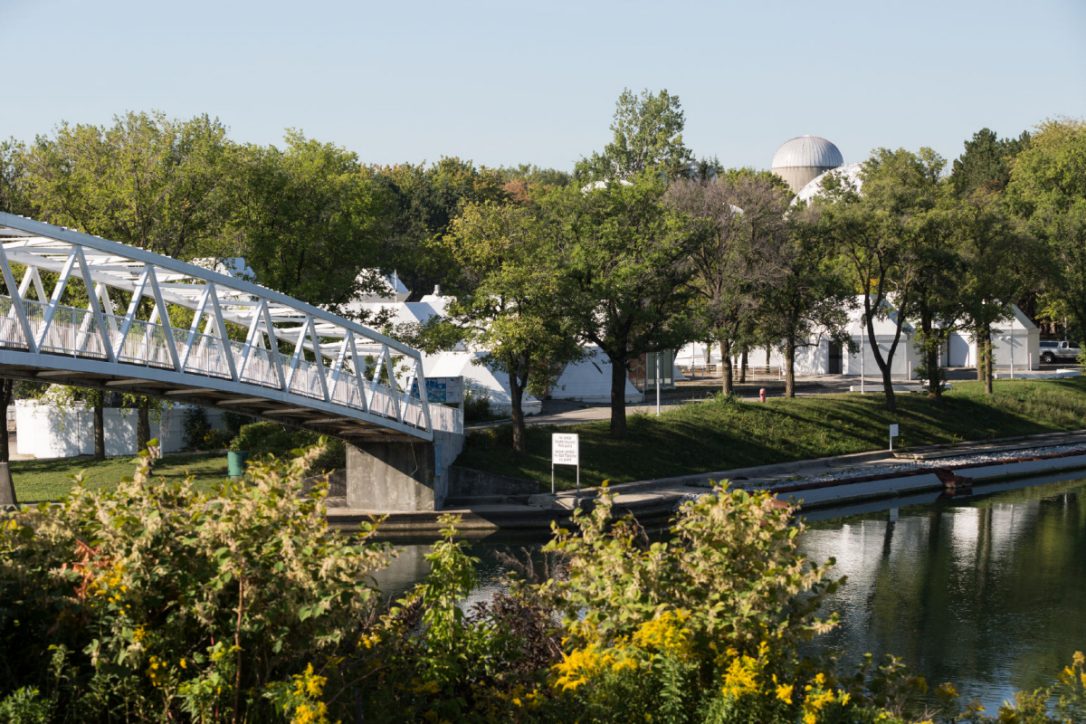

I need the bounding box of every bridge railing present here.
[0,293,430,427]
[0,213,451,441]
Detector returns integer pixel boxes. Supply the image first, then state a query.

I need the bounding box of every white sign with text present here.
[552,433,580,466]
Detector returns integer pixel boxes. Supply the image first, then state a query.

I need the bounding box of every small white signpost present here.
[551,432,580,494]
[889,423,900,451]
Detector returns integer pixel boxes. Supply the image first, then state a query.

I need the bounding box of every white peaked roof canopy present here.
[795,163,864,205]
[352,269,411,303]
[551,346,643,404]
[191,257,256,282]
[423,349,542,415]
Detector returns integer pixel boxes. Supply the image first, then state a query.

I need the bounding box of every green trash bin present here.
[227,451,249,478]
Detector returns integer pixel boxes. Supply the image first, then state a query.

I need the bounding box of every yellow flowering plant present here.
[0,441,387,722]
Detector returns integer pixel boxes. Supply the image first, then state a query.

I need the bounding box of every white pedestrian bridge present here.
[0,212,461,448]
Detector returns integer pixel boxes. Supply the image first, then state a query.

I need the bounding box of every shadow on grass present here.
[459,379,1086,490]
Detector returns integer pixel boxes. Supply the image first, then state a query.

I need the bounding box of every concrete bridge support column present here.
[345,431,464,512]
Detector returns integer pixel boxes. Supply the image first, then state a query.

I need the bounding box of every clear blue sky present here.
[2,0,1084,171]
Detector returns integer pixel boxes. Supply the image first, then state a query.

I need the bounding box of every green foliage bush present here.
[2,466,1086,722]
[182,406,213,450]
[231,420,312,455]
[463,389,495,423]
[0,447,387,721]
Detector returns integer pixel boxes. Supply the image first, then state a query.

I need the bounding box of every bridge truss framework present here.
[0,212,452,443]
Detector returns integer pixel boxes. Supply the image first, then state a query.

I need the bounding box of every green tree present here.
[1005,119,1086,344]
[818,148,945,412]
[576,89,694,182]
[20,111,232,259]
[19,112,234,443]
[556,175,702,437]
[0,139,28,215]
[445,198,580,452]
[665,170,790,395]
[367,158,509,299]
[951,127,1030,198]
[227,132,391,310]
[952,194,1034,394]
[762,207,853,398]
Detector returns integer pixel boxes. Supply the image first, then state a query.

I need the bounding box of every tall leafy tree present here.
[21,111,232,258]
[366,158,509,299]
[556,175,702,437]
[1005,120,1086,344]
[817,149,944,411]
[20,112,234,448]
[762,207,853,398]
[952,193,1033,394]
[445,198,580,452]
[665,170,790,395]
[228,132,391,310]
[0,139,28,215]
[951,127,1030,198]
[576,89,694,182]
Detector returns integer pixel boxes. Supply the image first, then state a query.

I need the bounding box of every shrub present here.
[538,484,842,721]
[0,447,388,721]
[182,407,213,450]
[231,421,312,456]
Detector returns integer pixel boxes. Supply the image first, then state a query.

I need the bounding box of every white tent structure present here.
[551,345,643,404]
[944,306,1040,370]
[422,350,542,415]
[341,274,645,410]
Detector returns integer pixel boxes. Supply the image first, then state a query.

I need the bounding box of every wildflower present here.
[632,608,692,657]
[1074,651,1085,667]
[553,644,612,691]
[179,657,187,670]
[721,654,759,699]
[133,625,146,643]
[775,683,794,704]
[292,663,327,699]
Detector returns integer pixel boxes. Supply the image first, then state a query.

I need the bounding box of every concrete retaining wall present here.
[447,467,539,499]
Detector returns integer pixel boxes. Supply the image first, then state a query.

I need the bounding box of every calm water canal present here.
[373,473,1086,712]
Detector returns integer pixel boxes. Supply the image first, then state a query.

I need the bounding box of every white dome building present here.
[771,136,844,193]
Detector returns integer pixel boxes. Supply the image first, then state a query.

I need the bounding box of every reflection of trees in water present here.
[806,482,1086,710]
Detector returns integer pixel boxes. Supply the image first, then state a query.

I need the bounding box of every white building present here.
[679,298,1039,380]
[550,345,643,404]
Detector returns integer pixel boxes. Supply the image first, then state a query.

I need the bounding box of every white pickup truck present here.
[1039,340,1081,364]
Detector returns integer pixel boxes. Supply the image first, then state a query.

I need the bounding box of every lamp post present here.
[860,328,866,394]
[655,353,661,416]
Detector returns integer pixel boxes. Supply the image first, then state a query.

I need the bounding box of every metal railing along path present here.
[0,212,459,442]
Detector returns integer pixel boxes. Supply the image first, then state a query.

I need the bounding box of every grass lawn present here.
[458,378,1086,490]
[11,450,230,503]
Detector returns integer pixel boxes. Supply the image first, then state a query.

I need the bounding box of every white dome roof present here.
[771,136,843,170]
[794,163,864,204]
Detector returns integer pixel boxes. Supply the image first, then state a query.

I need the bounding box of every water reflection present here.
[803,477,1086,710]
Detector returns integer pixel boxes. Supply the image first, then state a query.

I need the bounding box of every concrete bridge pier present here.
[345,431,463,511]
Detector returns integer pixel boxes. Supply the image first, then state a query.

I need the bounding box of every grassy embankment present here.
[458,378,1086,490]
[12,451,228,503]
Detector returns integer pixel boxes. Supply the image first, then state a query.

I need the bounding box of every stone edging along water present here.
[327,431,1086,534]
